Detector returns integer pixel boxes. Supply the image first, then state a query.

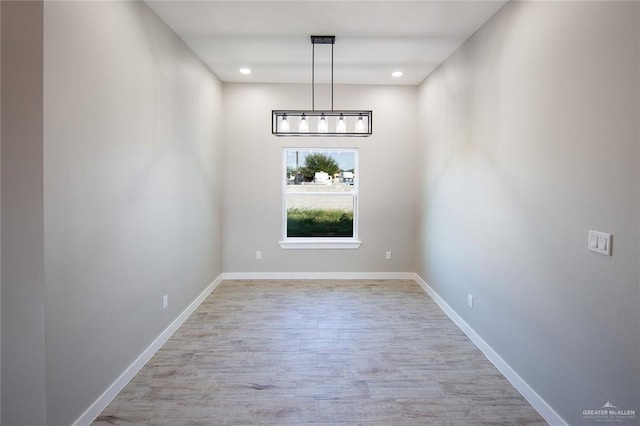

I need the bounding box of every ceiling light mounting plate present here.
[310,35,335,45]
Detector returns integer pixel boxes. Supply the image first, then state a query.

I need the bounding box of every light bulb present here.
[336,114,346,133]
[279,114,289,132]
[318,114,328,133]
[298,114,309,133]
[355,115,365,133]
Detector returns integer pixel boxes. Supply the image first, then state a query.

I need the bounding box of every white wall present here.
[223,83,417,273]
[1,2,46,424]
[416,2,640,424]
[0,1,225,425]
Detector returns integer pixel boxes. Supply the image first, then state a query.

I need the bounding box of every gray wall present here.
[43,2,224,424]
[223,83,417,273]
[1,1,224,424]
[416,2,640,424]
[0,1,3,419]
[1,1,46,424]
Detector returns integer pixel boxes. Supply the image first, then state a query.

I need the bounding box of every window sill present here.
[278,238,362,250]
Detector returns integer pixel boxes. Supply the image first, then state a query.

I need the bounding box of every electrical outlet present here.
[162,294,168,310]
[385,251,392,260]
[468,294,473,308]
[256,251,262,260]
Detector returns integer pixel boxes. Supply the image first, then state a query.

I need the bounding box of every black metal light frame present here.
[272,35,373,137]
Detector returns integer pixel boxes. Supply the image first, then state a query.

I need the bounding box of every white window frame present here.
[279,148,361,250]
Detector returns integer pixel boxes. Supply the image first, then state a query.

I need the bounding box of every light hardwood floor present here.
[94,280,547,425]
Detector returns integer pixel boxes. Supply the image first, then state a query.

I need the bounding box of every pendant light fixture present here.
[272,35,372,137]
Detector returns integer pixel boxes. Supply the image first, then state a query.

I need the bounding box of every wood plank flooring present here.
[94,280,546,425]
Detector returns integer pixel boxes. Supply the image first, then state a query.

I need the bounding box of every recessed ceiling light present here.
[239,67,251,75]
[392,71,403,78]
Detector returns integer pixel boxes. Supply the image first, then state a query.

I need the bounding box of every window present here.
[279,149,360,249]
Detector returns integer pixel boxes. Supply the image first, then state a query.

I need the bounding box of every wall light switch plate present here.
[588,230,612,256]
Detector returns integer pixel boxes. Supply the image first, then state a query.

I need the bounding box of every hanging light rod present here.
[272,35,373,137]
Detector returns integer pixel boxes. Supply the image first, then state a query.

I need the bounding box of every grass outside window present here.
[287,208,354,238]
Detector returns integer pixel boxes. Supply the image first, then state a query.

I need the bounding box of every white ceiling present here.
[145,0,508,86]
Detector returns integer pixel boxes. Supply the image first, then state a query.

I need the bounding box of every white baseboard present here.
[222,271,416,280]
[73,274,225,426]
[412,274,567,426]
